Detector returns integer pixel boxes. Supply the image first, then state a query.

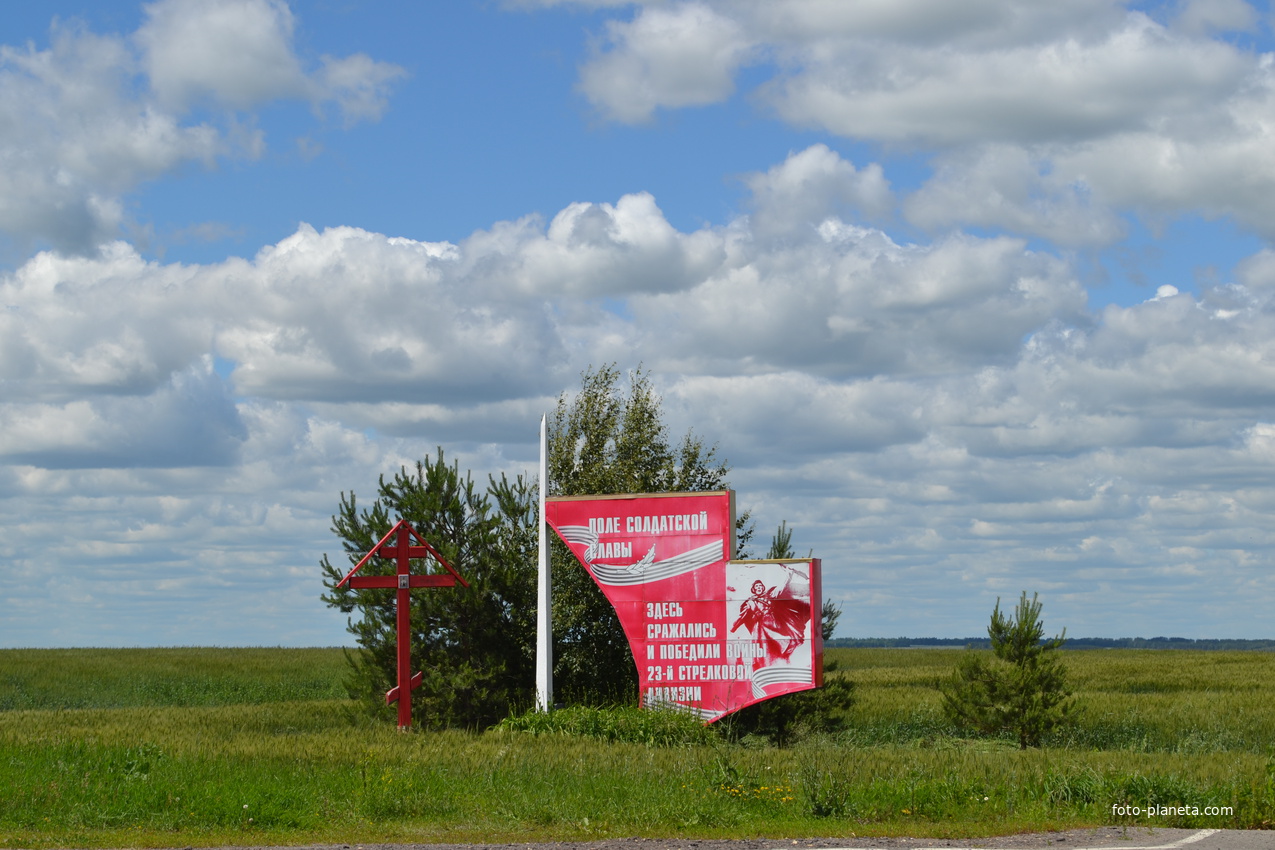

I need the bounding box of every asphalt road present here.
[143,829,1271,850]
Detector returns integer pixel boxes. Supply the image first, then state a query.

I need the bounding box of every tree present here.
[769,519,795,558]
[941,591,1074,748]
[319,450,538,728]
[547,364,753,704]
[767,519,843,639]
[321,364,754,721]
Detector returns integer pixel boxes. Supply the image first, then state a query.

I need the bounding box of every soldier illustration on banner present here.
[545,490,823,722]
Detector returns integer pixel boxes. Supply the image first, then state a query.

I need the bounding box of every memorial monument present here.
[545,490,823,721]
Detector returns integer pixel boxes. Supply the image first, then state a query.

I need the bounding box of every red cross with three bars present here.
[335,519,469,729]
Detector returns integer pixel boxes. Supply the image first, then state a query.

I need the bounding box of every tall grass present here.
[829,648,1275,754]
[0,648,347,710]
[3,700,1269,843]
[1,647,1272,847]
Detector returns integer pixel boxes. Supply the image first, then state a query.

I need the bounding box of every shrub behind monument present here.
[714,523,855,745]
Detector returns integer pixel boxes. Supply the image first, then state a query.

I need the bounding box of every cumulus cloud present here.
[1236,249,1275,289]
[136,0,311,109]
[1173,0,1260,35]
[461,192,726,297]
[0,225,566,408]
[764,11,1248,146]
[903,146,1125,246]
[558,0,1275,244]
[0,406,429,646]
[0,1,403,254]
[136,0,404,122]
[0,25,221,254]
[0,148,1088,471]
[744,144,893,241]
[578,2,755,123]
[739,0,1128,47]
[7,139,1275,641]
[629,221,1087,378]
[0,361,246,469]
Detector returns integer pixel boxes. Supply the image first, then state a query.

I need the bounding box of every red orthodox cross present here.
[335,519,469,729]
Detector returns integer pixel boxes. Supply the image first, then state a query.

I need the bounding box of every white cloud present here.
[744,144,893,242]
[137,0,310,109]
[0,242,217,397]
[0,2,403,255]
[0,408,421,646]
[738,0,1127,47]
[629,219,1087,378]
[0,24,222,254]
[1,155,1089,472]
[667,372,929,459]
[559,1,1275,244]
[136,0,404,119]
[0,225,567,409]
[0,361,246,469]
[316,52,406,126]
[461,192,726,298]
[578,2,754,123]
[6,140,1275,641]
[1236,249,1275,289]
[1174,0,1260,35]
[764,12,1247,147]
[223,225,565,403]
[903,145,1125,246]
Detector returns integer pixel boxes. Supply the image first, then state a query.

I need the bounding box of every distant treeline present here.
[827,637,1275,650]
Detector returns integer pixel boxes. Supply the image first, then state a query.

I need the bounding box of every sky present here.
[2,0,1275,647]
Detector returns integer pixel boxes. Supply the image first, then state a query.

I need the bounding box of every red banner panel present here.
[546,491,822,722]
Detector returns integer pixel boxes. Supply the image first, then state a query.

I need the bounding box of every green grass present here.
[834,647,1275,753]
[1,647,1272,848]
[0,647,348,710]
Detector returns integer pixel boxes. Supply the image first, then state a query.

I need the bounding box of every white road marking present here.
[812,828,1223,850]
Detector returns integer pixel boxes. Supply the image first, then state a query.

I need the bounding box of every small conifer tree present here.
[942,591,1073,748]
[319,451,538,728]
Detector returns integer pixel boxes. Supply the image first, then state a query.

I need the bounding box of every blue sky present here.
[3,0,1275,647]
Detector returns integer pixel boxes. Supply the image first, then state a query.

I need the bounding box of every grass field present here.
[0,647,1271,848]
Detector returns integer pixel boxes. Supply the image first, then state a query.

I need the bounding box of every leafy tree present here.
[941,591,1074,748]
[320,450,537,728]
[547,364,753,704]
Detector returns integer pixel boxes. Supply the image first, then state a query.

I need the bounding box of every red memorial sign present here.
[545,491,822,722]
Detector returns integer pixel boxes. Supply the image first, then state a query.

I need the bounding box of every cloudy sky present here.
[3,0,1274,648]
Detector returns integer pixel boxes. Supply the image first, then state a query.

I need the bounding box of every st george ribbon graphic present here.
[546,490,823,722]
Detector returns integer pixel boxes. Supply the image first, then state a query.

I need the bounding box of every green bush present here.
[715,664,855,746]
[497,704,717,746]
[714,594,855,746]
